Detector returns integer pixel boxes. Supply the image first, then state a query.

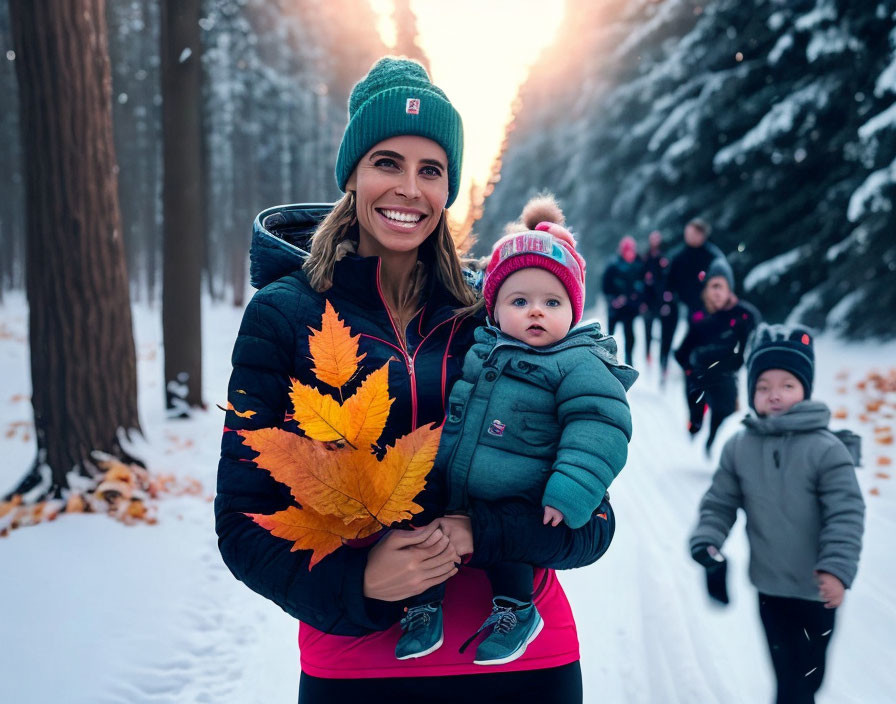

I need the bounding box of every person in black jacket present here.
[675,258,760,455]
[602,235,644,366]
[641,230,674,376]
[215,57,615,703]
[664,219,725,316]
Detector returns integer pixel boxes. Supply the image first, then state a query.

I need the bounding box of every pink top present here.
[299,566,579,678]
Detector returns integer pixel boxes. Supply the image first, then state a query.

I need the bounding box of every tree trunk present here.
[7,0,141,500]
[0,4,24,296]
[161,0,203,415]
[230,242,246,309]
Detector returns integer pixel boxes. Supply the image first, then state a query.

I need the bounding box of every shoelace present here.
[486,606,518,634]
[458,605,519,653]
[400,605,433,632]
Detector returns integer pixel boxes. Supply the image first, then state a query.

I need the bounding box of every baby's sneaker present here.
[473,597,544,665]
[395,602,444,660]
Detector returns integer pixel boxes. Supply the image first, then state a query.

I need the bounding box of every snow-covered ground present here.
[1,290,894,703]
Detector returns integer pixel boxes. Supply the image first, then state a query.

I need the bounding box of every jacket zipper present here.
[374,260,418,428]
[372,260,462,430]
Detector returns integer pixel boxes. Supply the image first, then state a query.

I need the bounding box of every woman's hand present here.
[363,522,459,602]
[436,514,474,557]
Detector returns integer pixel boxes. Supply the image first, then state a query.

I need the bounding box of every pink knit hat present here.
[483,224,587,325]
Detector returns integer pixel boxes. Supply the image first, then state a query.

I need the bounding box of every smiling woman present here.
[348,136,450,257]
[216,56,616,704]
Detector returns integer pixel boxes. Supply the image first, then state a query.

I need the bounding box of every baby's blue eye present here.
[512,298,527,307]
[546,299,560,307]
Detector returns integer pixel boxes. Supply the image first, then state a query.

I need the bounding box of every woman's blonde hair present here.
[303,192,481,311]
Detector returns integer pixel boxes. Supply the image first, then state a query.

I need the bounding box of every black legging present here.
[758,594,836,704]
[643,303,678,373]
[406,561,534,608]
[686,372,737,451]
[642,311,658,363]
[659,301,679,373]
[298,661,583,704]
[608,310,636,367]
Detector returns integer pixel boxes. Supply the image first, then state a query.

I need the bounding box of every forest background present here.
[1,0,894,590]
[0,1,895,701]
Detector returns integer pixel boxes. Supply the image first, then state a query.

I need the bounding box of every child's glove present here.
[691,544,729,605]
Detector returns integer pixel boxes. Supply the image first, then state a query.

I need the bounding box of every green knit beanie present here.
[335,56,464,208]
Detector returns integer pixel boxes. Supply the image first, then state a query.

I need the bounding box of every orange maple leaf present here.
[248,506,380,568]
[358,423,442,525]
[240,302,440,569]
[308,300,366,390]
[0,497,21,519]
[239,428,369,522]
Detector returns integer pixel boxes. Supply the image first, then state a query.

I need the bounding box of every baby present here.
[397,196,637,665]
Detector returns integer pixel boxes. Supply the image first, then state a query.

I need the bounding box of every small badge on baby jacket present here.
[487,419,506,437]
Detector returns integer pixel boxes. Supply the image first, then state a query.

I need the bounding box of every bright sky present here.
[370,0,567,221]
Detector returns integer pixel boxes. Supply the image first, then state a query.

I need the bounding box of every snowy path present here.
[1,294,894,703]
[563,339,896,704]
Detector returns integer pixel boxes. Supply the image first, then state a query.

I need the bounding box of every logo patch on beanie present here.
[499,232,552,260]
[406,98,420,115]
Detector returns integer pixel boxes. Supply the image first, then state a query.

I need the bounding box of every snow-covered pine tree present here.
[478,0,896,337]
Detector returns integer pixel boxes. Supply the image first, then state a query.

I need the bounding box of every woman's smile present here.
[376,207,426,230]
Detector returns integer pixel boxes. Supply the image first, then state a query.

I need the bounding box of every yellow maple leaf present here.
[240,302,441,568]
[248,506,380,568]
[239,427,369,522]
[359,423,442,525]
[290,365,393,450]
[342,365,393,450]
[289,380,350,444]
[308,300,366,390]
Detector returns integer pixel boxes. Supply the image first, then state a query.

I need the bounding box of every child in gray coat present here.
[689,323,865,704]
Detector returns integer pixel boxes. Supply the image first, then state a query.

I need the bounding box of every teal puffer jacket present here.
[439,323,637,529]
